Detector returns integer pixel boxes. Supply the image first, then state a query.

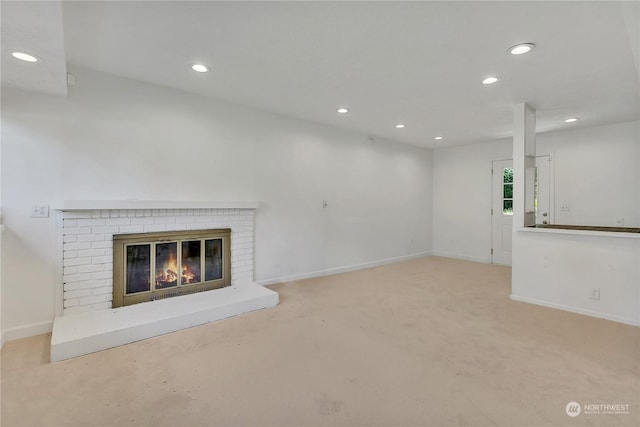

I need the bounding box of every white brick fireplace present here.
[51,201,278,362]
[60,203,256,314]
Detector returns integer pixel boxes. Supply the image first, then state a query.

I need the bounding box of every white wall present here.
[433,120,640,262]
[0,103,3,348]
[537,121,639,227]
[512,229,639,326]
[1,67,433,338]
[432,140,511,263]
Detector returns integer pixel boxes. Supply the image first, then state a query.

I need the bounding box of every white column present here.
[513,103,536,227]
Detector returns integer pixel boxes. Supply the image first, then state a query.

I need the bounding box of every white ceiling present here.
[2,1,639,147]
[1,0,67,96]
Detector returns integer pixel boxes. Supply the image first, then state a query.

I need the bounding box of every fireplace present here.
[113,229,231,307]
[52,201,279,362]
[59,203,257,315]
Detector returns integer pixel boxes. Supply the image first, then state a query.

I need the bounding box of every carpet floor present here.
[1,256,638,426]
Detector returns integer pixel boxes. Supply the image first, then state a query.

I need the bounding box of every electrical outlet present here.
[589,288,600,300]
[31,204,49,218]
[559,203,570,212]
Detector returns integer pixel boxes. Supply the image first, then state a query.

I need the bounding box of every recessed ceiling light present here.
[482,76,500,85]
[509,43,535,55]
[191,64,208,73]
[565,118,579,123]
[11,51,38,62]
[337,107,349,114]
[395,124,405,129]
[434,136,443,140]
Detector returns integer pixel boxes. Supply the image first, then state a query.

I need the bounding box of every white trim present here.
[3,253,431,342]
[60,200,260,210]
[488,160,495,264]
[510,294,640,327]
[544,152,556,225]
[54,210,64,317]
[258,251,432,286]
[432,251,490,265]
[517,226,640,239]
[2,320,54,344]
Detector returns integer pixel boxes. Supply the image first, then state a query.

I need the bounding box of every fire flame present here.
[155,251,200,286]
[182,266,195,284]
[156,252,178,286]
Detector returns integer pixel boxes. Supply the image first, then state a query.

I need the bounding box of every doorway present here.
[491,156,552,266]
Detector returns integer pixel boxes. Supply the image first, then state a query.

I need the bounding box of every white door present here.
[491,157,552,266]
[491,160,513,265]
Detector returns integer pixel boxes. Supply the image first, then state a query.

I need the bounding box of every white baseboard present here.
[2,320,54,345]
[431,251,490,264]
[258,251,432,286]
[3,253,434,343]
[510,294,640,327]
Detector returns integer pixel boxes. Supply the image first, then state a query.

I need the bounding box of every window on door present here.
[503,167,513,215]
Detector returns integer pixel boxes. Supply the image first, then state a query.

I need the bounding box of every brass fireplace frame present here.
[112,229,231,308]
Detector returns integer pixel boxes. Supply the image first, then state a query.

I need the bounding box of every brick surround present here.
[60,208,255,314]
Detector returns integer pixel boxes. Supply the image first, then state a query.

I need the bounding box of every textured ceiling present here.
[2,1,639,147]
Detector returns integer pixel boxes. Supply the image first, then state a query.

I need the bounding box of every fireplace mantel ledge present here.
[59,200,260,211]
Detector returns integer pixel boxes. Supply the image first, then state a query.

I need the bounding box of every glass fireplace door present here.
[113,229,231,307]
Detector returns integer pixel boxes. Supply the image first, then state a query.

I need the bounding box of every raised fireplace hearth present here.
[113,229,231,307]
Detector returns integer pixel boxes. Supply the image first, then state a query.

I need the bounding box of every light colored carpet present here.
[1,256,638,427]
